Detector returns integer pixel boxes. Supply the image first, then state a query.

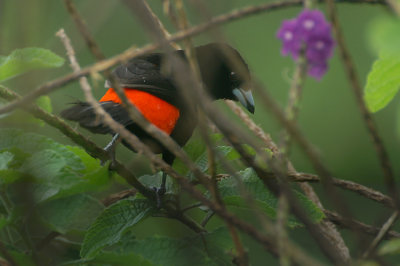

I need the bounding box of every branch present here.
[325,0,398,208]
[362,211,399,258]
[325,210,400,239]
[63,0,105,60]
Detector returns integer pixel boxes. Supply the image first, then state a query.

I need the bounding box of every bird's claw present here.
[153,186,166,208]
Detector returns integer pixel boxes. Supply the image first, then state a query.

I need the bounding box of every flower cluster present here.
[277,9,335,80]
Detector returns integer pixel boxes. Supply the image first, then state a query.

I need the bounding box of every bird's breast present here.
[99,88,180,135]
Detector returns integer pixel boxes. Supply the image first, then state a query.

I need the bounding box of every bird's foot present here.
[153,186,166,208]
[101,133,120,169]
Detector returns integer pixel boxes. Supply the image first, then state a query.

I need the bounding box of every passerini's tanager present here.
[61,43,255,203]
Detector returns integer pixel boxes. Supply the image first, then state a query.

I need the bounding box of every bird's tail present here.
[60,101,131,134]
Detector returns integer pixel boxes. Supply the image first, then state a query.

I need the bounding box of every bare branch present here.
[362,211,399,258]
[325,210,400,239]
[63,0,105,60]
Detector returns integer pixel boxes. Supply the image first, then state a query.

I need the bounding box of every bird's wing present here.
[107,55,182,106]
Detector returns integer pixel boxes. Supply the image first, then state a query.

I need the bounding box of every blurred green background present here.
[1,0,400,264]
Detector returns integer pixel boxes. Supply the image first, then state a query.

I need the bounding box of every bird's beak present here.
[232,88,255,114]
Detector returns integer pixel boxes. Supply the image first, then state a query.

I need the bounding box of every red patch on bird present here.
[99,88,180,135]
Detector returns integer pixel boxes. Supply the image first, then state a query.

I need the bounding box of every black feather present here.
[60,101,133,134]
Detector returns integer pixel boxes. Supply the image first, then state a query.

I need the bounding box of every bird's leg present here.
[102,133,120,167]
[153,171,167,208]
[153,152,175,208]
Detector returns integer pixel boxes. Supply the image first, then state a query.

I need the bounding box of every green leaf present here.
[67,146,100,174]
[0,47,64,81]
[39,194,104,234]
[0,169,24,185]
[36,95,52,113]
[138,173,176,194]
[0,129,83,169]
[80,197,154,259]
[173,134,226,175]
[194,146,237,173]
[0,129,109,201]
[173,138,207,175]
[187,145,244,182]
[217,168,324,226]
[368,16,400,56]
[364,54,400,112]
[378,238,400,255]
[0,151,13,170]
[115,227,233,266]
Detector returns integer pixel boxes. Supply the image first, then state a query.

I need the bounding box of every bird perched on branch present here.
[61,43,254,205]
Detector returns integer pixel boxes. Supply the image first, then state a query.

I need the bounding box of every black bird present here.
[61,43,254,203]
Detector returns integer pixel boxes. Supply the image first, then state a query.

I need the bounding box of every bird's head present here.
[196,43,254,114]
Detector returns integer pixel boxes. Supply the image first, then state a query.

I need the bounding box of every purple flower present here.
[308,62,328,80]
[297,10,330,38]
[276,18,301,58]
[277,9,335,80]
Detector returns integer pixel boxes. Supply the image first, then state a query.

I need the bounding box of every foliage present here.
[1,1,400,265]
[0,48,64,82]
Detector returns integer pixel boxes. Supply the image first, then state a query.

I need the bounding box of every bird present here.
[60,42,254,205]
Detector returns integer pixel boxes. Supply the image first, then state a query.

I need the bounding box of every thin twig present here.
[63,0,105,60]
[276,195,290,266]
[362,211,400,258]
[385,0,400,15]
[325,210,400,239]
[227,223,249,266]
[181,203,203,213]
[102,189,137,207]
[325,0,398,208]
[281,51,307,155]
[283,46,350,263]
[201,211,215,227]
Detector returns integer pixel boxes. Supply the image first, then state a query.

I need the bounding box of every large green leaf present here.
[216,168,324,226]
[0,129,109,201]
[39,194,104,234]
[0,129,83,169]
[364,54,400,113]
[80,197,154,259]
[114,227,233,266]
[0,47,64,81]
